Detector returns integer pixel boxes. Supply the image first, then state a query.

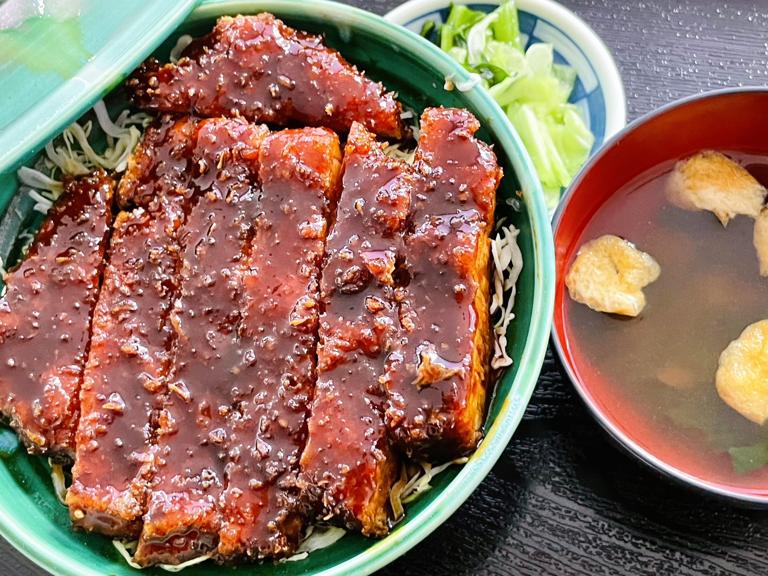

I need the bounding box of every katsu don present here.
[0,10,509,561]
[128,13,404,139]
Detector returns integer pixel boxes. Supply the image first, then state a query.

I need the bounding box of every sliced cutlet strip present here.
[66,118,201,537]
[0,171,114,458]
[118,115,200,209]
[384,107,501,459]
[300,122,410,536]
[218,127,341,560]
[135,118,268,566]
[128,13,404,139]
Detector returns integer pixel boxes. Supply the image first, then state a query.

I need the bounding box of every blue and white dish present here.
[385,0,626,151]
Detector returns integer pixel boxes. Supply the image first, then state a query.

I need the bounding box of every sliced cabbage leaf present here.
[440,5,484,52]
[491,0,521,49]
[437,0,594,208]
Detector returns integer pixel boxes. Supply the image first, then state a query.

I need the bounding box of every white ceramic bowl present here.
[386,0,627,148]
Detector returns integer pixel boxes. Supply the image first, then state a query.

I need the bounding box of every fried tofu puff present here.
[565,234,660,317]
[716,320,768,425]
[667,150,766,227]
[753,208,768,277]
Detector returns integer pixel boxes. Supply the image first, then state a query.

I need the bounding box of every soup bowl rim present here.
[551,85,768,505]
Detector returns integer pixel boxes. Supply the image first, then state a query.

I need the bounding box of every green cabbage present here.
[439,0,594,209]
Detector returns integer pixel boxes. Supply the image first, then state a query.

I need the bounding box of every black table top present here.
[4,1,768,574]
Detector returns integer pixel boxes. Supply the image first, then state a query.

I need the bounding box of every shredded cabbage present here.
[169,34,194,63]
[112,541,143,570]
[383,143,416,164]
[490,223,524,369]
[25,188,54,214]
[390,457,468,521]
[12,99,149,227]
[32,99,150,184]
[112,539,214,572]
[159,554,214,572]
[437,0,594,209]
[49,459,68,505]
[383,108,419,163]
[284,526,347,562]
[17,166,64,195]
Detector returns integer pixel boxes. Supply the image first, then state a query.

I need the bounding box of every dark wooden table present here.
[4,1,768,574]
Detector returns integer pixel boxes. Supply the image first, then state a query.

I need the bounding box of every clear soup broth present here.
[565,152,768,493]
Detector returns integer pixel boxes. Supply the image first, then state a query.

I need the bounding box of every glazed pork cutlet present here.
[385,107,501,459]
[300,123,410,536]
[218,127,341,560]
[66,118,200,537]
[116,115,200,209]
[128,13,404,139]
[0,171,114,458]
[135,118,268,566]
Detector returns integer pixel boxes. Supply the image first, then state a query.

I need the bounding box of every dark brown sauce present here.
[128,14,403,139]
[137,118,267,565]
[68,202,186,538]
[0,172,114,456]
[566,153,768,491]
[301,123,407,536]
[117,116,199,209]
[219,127,340,559]
[69,118,201,538]
[384,108,499,458]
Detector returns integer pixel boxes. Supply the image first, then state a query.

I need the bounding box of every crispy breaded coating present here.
[0,172,114,458]
[384,107,500,459]
[218,127,341,560]
[566,234,660,317]
[128,14,404,138]
[667,150,766,226]
[301,123,408,536]
[717,320,768,425]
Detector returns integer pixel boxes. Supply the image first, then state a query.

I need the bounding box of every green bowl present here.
[0,1,555,574]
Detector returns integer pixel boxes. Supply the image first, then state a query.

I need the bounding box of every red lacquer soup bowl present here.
[552,88,768,504]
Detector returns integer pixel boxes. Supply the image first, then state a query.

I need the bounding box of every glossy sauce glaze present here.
[565,154,768,493]
[67,117,201,538]
[385,108,499,458]
[301,123,410,536]
[128,14,404,139]
[117,116,199,209]
[218,127,341,559]
[135,118,268,566]
[0,171,114,457]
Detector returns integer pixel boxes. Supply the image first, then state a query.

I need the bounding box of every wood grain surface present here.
[4,1,768,574]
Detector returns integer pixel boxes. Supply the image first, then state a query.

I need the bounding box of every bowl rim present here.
[0,0,556,575]
[551,85,768,506]
[384,0,628,142]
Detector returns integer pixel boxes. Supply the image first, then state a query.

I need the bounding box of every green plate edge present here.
[0,1,555,575]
